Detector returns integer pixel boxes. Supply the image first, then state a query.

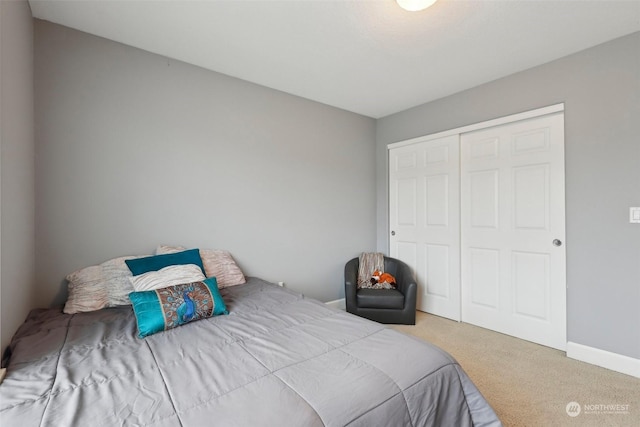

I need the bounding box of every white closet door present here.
[389,135,460,320]
[461,113,566,350]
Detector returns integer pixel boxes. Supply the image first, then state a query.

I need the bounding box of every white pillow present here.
[156,245,246,288]
[129,264,206,292]
[65,255,148,314]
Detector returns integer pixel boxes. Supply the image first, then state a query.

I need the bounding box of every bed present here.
[1,277,501,426]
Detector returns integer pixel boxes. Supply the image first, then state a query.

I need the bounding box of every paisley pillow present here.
[129,264,205,292]
[129,277,228,338]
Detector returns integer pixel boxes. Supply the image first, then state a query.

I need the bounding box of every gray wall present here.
[376,32,640,359]
[0,0,36,353]
[34,20,376,307]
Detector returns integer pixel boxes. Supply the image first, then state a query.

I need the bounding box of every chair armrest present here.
[393,258,417,308]
[344,257,359,313]
[400,281,417,312]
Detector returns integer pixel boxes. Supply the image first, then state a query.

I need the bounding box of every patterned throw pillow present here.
[129,277,228,338]
[156,245,246,288]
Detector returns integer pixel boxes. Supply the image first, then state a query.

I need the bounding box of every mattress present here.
[0,277,501,426]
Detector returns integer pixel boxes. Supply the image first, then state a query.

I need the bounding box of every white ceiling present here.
[29,0,640,118]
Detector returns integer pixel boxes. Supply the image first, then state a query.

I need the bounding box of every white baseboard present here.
[325,298,345,310]
[567,341,640,378]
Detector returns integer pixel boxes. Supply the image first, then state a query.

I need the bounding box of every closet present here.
[389,105,566,350]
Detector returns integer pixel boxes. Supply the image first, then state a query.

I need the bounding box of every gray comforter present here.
[1,277,500,426]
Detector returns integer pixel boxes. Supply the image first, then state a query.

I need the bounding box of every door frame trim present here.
[387,103,564,151]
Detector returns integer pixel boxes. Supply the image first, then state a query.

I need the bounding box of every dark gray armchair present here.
[345,256,417,325]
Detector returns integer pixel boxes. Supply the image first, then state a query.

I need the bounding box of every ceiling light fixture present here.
[396,0,438,12]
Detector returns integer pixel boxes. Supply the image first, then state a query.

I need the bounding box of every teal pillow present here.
[125,248,205,276]
[129,277,228,338]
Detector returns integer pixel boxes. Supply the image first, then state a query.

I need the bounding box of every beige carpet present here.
[392,311,640,427]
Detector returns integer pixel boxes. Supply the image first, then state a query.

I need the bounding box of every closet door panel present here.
[461,113,566,351]
[389,135,460,321]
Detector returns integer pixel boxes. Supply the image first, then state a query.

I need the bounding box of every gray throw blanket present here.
[358,252,395,289]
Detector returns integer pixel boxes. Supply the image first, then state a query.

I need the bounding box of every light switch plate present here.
[630,207,640,224]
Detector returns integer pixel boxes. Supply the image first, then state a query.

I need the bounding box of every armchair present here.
[344,256,417,325]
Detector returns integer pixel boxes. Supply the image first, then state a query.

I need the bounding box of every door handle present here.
[391,231,396,236]
[553,239,562,247]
